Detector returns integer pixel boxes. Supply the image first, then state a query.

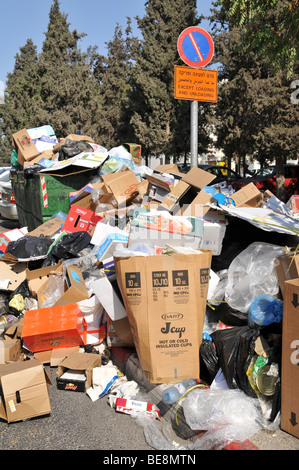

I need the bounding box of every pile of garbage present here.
[0,125,298,450]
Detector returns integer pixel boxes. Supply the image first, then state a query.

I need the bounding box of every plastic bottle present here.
[162,378,199,404]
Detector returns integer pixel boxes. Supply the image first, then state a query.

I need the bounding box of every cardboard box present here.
[22,303,85,352]
[159,166,216,214]
[182,190,217,217]
[101,170,140,207]
[128,208,203,251]
[114,250,212,383]
[37,264,89,308]
[0,338,22,364]
[34,346,80,366]
[92,277,134,347]
[280,278,299,439]
[0,358,51,423]
[90,222,129,261]
[26,262,62,297]
[231,182,263,207]
[56,352,101,392]
[200,210,227,256]
[12,128,40,167]
[275,253,299,298]
[62,204,103,235]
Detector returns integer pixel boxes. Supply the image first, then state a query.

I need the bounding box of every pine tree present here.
[0,39,39,162]
[35,0,100,139]
[92,21,135,149]
[129,0,210,160]
[210,3,299,200]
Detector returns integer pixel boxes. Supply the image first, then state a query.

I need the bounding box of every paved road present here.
[0,215,299,452]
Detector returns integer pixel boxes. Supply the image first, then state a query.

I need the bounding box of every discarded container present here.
[162,378,199,404]
[11,170,92,231]
[255,364,279,396]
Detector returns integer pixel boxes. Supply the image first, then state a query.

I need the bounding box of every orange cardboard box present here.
[22,303,85,353]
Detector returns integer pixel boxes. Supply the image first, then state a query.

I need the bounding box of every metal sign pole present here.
[190,100,198,168]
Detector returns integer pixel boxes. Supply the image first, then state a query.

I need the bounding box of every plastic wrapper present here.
[225,242,285,313]
[248,294,283,326]
[181,388,263,449]
[38,274,64,309]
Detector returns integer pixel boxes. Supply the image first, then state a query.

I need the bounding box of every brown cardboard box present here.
[275,253,299,298]
[159,166,216,214]
[0,338,22,364]
[34,346,80,366]
[37,264,89,308]
[56,351,101,392]
[26,262,62,297]
[114,250,212,383]
[280,278,299,439]
[101,170,140,207]
[231,182,263,207]
[0,358,51,423]
[12,129,40,167]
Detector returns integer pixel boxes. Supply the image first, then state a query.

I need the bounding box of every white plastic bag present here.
[225,242,285,313]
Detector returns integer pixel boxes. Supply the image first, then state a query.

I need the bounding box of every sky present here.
[0,0,214,99]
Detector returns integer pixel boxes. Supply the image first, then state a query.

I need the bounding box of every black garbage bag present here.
[5,236,53,259]
[199,339,219,385]
[23,164,45,176]
[211,325,260,398]
[43,231,91,266]
[58,139,94,161]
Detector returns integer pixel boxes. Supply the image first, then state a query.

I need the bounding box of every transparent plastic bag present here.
[182,388,263,449]
[225,242,285,313]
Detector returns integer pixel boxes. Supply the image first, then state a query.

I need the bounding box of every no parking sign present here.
[177,26,214,68]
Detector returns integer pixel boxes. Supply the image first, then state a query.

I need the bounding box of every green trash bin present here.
[11,169,93,231]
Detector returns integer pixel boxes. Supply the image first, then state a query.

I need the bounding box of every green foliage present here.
[129,0,210,159]
[218,0,299,79]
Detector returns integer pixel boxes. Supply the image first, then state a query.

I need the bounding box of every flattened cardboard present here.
[56,351,101,392]
[22,303,85,352]
[114,251,212,383]
[231,182,262,207]
[28,218,64,238]
[0,358,51,423]
[280,278,299,439]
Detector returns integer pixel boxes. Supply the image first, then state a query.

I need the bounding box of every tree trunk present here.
[275,156,286,202]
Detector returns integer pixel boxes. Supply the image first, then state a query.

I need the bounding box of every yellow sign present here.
[174,65,218,102]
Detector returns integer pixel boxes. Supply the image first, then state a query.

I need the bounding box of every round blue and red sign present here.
[177,26,214,68]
